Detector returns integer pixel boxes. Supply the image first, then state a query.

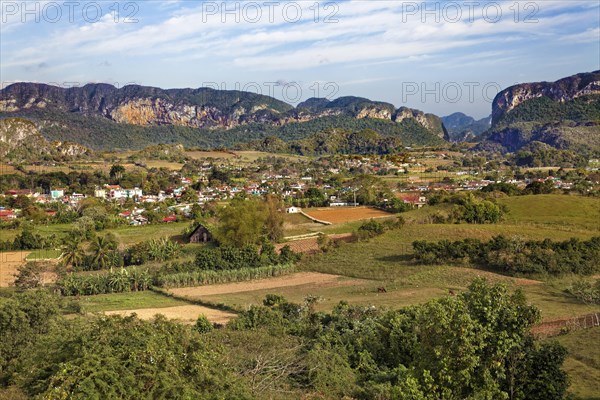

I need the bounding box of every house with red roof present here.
[162,215,177,223]
[0,209,17,220]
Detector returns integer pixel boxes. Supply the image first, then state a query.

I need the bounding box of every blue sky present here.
[1,1,599,118]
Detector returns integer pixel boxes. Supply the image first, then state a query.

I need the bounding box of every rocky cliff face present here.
[393,107,446,138]
[0,118,45,147]
[296,97,446,138]
[0,117,91,159]
[0,83,446,137]
[492,70,600,125]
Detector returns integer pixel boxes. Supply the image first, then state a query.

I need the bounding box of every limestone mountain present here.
[479,71,600,155]
[0,117,92,161]
[0,83,447,150]
[441,112,491,142]
[491,70,600,125]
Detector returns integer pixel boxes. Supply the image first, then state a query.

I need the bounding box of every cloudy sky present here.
[1,0,598,118]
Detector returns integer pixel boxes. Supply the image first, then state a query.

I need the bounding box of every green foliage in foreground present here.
[0,279,570,399]
[229,278,567,399]
[0,294,249,399]
[413,235,600,276]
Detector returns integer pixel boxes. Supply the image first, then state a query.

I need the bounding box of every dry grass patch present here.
[105,305,236,325]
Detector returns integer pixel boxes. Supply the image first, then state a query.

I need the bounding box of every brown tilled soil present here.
[0,251,58,287]
[303,207,392,224]
[105,305,236,325]
[169,272,361,298]
[0,251,30,287]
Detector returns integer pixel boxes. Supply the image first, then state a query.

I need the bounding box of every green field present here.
[553,327,600,400]
[105,222,190,246]
[283,212,323,237]
[294,195,600,321]
[25,249,61,260]
[497,194,600,231]
[77,290,190,313]
[2,221,191,248]
[234,151,310,163]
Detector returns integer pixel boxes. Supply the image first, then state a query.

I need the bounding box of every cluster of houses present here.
[1,170,596,225]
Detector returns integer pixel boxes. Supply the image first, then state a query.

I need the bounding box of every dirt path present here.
[169,272,359,298]
[105,305,236,325]
[532,312,600,337]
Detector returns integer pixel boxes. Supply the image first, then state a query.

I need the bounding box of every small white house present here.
[50,188,65,200]
[286,206,301,214]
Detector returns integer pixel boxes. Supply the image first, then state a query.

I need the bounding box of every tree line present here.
[412,235,600,276]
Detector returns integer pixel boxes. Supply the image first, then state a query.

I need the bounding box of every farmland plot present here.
[303,207,393,224]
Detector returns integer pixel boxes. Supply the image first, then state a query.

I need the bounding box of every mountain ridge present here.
[0,82,447,150]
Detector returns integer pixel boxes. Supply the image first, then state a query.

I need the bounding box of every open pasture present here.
[185,150,238,159]
[143,160,184,170]
[553,327,600,400]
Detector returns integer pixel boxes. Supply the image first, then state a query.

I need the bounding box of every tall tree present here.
[89,234,119,270]
[60,237,84,270]
[215,197,267,247]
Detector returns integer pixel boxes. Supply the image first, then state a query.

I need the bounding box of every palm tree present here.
[60,238,84,270]
[90,235,118,270]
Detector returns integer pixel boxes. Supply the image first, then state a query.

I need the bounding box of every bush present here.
[14,262,47,289]
[125,238,181,266]
[194,315,214,333]
[566,279,600,304]
[194,242,299,271]
[358,219,385,237]
[263,294,287,307]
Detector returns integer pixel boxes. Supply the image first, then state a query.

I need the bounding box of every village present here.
[1,150,598,226]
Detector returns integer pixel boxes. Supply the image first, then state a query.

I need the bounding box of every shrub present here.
[566,279,600,304]
[194,315,214,334]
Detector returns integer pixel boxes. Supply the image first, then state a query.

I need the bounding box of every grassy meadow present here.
[553,327,600,400]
